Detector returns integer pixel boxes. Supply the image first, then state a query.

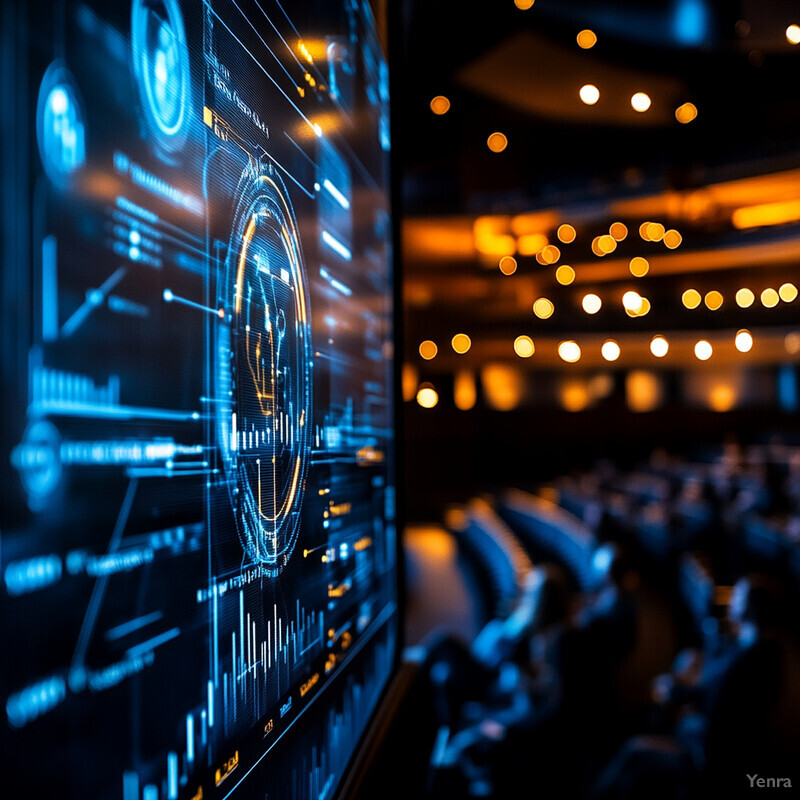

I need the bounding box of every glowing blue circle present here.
[11,421,62,513]
[36,61,86,187]
[131,0,190,154]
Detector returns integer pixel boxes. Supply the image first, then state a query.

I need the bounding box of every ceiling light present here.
[555,265,575,285]
[499,256,517,275]
[558,340,581,363]
[419,340,438,360]
[682,289,701,309]
[487,132,508,153]
[557,224,576,243]
[580,84,600,105]
[675,102,698,124]
[735,329,753,353]
[416,384,439,408]
[650,335,669,358]
[451,333,472,353]
[514,335,535,357]
[430,96,450,115]
[694,340,712,361]
[601,340,620,362]
[629,256,649,277]
[533,298,555,319]
[582,293,602,314]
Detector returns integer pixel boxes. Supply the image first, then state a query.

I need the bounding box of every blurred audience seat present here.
[496,488,598,590]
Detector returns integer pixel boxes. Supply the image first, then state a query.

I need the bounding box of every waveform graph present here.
[217,167,313,575]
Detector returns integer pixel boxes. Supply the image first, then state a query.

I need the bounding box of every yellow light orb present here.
[430,95,451,115]
[639,222,652,241]
[591,237,605,257]
[533,297,555,319]
[704,290,723,311]
[451,333,472,353]
[419,340,438,360]
[499,256,518,275]
[622,290,643,313]
[416,385,439,408]
[682,289,701,309]
[598,234,617,254]
[646,222,665,242]
[609,222,628,241]
[629,256,649,277]
[650,335,669,358]
[787,24,800,44]
[514,335,535,358]
[487,132,508,153]
[601,340,621,362]
[582,293,602,314]
[735,329,753,353]
[736,288,755,308]
[675,102,698,124]
[515,0,535,8]
[694,340,713,361]
[580,84,600,105]
[631,92,651,112]
[761,288,779,308]
[556,265,576,285]
[780,283,798,302]
[558,340,581,363]
[663,229,683,248]
[542,244,561,264]
[557,224,576,243]
[577,29,597,49]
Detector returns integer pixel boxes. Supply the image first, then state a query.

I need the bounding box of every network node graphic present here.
[11,421,62,512]
[131,0,191,156]
[36,61,86,186]
[218,169,312,573]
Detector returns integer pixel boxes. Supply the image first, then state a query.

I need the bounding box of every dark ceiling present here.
[399,0,800,215]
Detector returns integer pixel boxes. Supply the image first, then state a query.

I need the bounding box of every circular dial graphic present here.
[219,171,312,573]
[131,0,191,155]
[36,61,86,187]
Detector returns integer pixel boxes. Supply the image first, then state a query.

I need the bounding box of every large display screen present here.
[0,1,398,797]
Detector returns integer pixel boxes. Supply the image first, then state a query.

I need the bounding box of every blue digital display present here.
[0,1,397,798]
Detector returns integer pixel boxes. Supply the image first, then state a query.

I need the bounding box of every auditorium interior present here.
[3,0,800,799]
[393,1,800,798]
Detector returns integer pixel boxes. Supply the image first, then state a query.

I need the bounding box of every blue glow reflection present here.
[36,62,86,185]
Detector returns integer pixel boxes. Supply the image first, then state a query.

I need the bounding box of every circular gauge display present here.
[218,169,312,573]
[131,0,190,155]
[36,61,86,187]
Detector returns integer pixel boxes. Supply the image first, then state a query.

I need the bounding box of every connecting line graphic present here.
[201,0,315,133]
[70,478,139,676]
[227,0,298,87]
[253,0,326,84]
[163,288,225,319]
[61,266,127,338]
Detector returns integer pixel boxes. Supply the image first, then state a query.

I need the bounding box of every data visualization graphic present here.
[218,167,312,573]
[0,1,397,799]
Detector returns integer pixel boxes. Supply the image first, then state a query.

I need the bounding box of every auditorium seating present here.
[495,488,598,590]
[446,496,534,620]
